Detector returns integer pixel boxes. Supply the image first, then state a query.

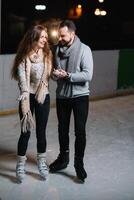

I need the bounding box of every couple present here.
[11,20,93,183]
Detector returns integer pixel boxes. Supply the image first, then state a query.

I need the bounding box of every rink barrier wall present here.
[0,49,134,115]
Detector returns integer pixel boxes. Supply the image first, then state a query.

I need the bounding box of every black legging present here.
[17,94,50,156]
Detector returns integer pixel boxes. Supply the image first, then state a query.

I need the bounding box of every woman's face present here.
[36,30,48,49]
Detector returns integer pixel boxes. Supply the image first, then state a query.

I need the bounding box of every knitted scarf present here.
[55,36,82,97]
[55,36,82,72]
[20,53,52,133]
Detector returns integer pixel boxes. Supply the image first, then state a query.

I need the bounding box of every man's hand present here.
[52,69,61,77]
[52,69,68,78]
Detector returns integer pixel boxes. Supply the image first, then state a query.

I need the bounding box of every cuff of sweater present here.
[65,72,71,81]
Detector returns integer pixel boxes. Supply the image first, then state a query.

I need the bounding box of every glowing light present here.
[77,4,82,9]
[76,4,82,17]
[50,30,58,38]
[68,4,82,19]
[94,8,101,16]
[100,10,107,16]
[35,5,46,10]
[98,0,104,3]
[94,8,107,16]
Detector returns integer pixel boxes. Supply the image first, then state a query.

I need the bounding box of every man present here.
[49,20,93,183]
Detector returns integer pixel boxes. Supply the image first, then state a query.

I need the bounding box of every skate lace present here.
[38,159,48,171]
[16,163,25,174]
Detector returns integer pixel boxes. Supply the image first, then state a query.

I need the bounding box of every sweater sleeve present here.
[69,45,93,82]
[18,61,29,93]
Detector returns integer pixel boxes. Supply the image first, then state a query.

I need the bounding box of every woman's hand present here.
[18,92,29,101]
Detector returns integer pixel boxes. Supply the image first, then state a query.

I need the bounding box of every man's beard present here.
[59,38,72,47]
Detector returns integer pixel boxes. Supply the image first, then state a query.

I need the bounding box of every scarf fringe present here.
[35,81,48,104]
[21,110,35,133]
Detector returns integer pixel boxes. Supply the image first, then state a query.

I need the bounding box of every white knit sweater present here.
[18,60,49,95]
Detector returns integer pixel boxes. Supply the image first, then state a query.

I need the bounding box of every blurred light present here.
[98,0,104,3]
[50,30,58,38]
[35,5,46,10]
[94,8,101,16]
[68,4,82,19]
[100,10,107,16]
[77,4,82,9]
[94,8,107,16]
[76,4,82,17]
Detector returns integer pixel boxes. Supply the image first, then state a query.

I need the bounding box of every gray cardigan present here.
[55,43,93,98]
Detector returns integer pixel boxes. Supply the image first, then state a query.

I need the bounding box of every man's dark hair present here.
[59,20,76,32]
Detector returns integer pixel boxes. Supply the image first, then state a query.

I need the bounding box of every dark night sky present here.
[1,0,134,53]
[4,0,133,21]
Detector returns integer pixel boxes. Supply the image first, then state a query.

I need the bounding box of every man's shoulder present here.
[81,42,92,54]
[81,42,91,50]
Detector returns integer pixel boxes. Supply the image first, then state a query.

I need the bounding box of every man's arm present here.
[69,46,93,82]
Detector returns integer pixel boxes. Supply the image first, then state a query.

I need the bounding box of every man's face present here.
[59,26,74,46]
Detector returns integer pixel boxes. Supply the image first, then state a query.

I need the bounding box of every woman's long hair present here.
[11,24,52,80]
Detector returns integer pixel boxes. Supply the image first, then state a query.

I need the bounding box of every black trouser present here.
[56,96,89,159]
[17,94,50,156]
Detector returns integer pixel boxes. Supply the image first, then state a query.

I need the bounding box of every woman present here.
[11,24,53,182]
